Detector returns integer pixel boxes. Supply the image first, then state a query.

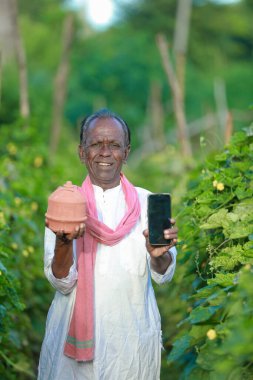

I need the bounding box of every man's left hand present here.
[143,218,178,258]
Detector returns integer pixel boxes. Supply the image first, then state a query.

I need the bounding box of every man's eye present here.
[91,143,101,148]
[110,143,121,149]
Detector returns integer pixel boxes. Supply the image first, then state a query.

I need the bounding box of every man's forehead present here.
[86,118,125,139]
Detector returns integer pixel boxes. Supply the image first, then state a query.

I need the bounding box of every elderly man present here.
[38,109,178,380]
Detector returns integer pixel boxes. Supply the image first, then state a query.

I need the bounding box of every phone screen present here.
[148,193,171,246]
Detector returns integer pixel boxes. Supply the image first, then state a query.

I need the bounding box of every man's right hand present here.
[55,222,86,245]
[50,221,86,279]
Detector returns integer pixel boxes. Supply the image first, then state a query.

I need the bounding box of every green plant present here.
[0,113,87,378]
[0,119,51,378]
[167,128,253,379]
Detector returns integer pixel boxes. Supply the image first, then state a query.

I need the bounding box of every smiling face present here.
[79,117,130,190]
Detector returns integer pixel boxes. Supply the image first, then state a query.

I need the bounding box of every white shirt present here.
[38,185,177,380]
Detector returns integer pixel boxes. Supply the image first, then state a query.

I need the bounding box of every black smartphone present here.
[147,193,172,246]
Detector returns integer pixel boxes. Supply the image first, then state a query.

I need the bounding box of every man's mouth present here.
[97,162,112,166]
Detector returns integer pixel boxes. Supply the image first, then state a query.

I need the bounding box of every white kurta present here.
[38,184,177,380]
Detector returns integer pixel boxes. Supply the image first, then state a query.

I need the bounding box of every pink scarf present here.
[64,174,141,361]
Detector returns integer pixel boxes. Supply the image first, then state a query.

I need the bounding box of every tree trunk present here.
[0,52,2,106]
[173,0,192,101]
[50,14,74,156]
[149,80,166,150]
[214,77,229,145]
[156,33,192,159]
[225,111,233,145]
[0,0,15,61]
[8,0,30,119]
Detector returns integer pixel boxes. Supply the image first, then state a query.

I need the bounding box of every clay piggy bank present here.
[45,181,86,233]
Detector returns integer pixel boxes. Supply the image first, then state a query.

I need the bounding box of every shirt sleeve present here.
[44,227,78,295]
[149,246,177,285]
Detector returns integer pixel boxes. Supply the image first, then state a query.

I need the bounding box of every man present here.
[38,109,178,380]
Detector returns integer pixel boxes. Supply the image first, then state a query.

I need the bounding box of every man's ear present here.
[78,145,85,162]
[123,145,131,164]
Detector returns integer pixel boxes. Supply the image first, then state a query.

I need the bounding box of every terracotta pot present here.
[45,181,86,233]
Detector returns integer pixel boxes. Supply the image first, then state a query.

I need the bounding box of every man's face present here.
[79,117,130,190]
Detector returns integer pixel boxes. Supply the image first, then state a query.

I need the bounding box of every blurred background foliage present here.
[0,0,252,378]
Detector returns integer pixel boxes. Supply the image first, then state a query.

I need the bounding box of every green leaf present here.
[189,325,213,340]
[229,224,253,239]
[168,334,192,362]
[190,285,218,300]
[0,261,7,273]
[230,131,247,145]
[196,191,218,205]
[210,246,245,270]
[201,208,228,229]
[196,343,219,371]
[207,273,236,287]
[235,186,253,200]
[243,241,253,250]
[188,305,220,324]
[215,152,227,161]
[0,305,7,320]
[233,199,253,221]
[226,212,239,223]
[231,160,252,172]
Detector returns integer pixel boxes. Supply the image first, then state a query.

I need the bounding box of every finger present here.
[74,222,86,237]
[164,226,178,235]
[64,223,86,240]
[143,229,149,238]
[56,231,72,244]
[164,232,171,240]
[77,225,85,237]
[150,245,171,258]
[164,227,178,234]
[164,229,175,238]
[80,228,86,237]
[79,222,85,232]
[70,226,80,240]
[166,224,178,231]
[167,238,177,248]
[56,229,64,238]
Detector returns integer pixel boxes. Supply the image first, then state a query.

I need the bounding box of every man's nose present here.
[99,142,111,155]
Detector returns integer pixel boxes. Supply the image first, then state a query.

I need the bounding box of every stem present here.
[215,238,231,251]
[195,252,208,281]
[0,350,35,378]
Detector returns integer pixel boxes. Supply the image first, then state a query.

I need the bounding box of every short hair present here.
[80,108,131,146]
